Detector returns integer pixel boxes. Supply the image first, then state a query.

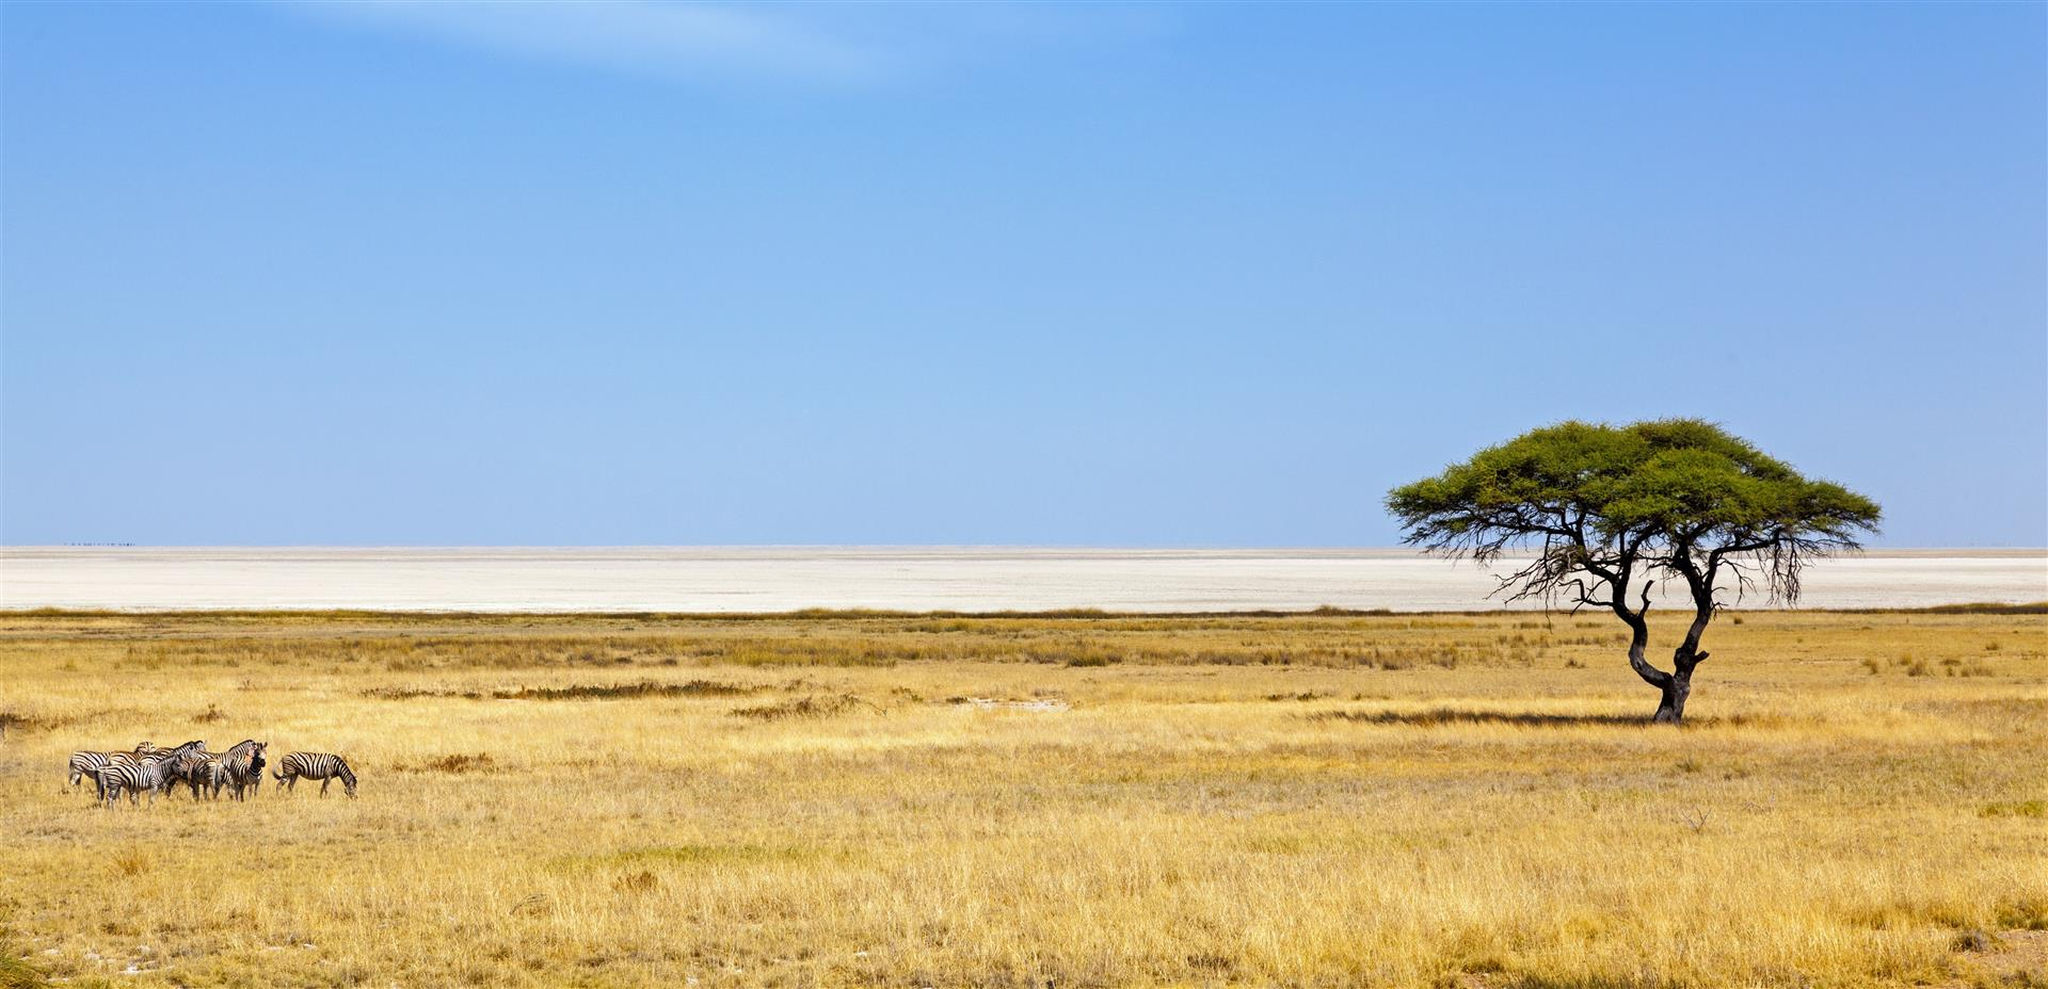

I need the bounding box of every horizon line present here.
[4,544,2045,555]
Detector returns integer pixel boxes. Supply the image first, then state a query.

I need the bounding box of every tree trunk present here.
[1652,553,1719,725]
[1619,610,1683,723]
[1652,668,1691,723]
[1652,646,1708,724]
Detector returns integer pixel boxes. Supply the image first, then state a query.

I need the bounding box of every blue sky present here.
[3,1,2042,546]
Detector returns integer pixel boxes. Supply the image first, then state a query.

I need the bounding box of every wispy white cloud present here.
[290,1,888,85]
[285,1,1167,88]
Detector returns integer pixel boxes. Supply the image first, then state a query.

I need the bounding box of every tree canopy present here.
[1386,419,1881,721]
[1388,419,1880,606]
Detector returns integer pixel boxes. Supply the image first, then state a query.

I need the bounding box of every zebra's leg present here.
[320,778,331,796]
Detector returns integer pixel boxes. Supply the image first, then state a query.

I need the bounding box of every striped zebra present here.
[67,742,162,797]
[274,752,357,797]
[97,756,172,808]
[108,741,166,768]
[195,755,231,799]
[218,739,268,800]
[155,741,214,799]
[67,751,113,795]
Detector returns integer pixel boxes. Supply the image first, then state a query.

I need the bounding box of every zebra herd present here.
[67,740,359,807]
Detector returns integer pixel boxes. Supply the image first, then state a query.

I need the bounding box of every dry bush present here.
[495,679,756,701]
[401,753,498,775]
[729,693,870,721]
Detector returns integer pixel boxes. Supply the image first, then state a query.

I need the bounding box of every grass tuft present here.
[402,753,498,774]
[730,693,871,720]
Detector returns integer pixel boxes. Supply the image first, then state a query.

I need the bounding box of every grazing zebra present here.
[68,751,113,795]
[219,739,268,800]
[68,750,110,784]
[97,756,172,808]
[274,752,357,797]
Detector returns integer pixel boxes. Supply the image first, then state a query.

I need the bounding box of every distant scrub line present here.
[93,631,1588,673]
[365,679,759,701]
[359,679,889,724]
[1308,707,1798,730]
[365,681,901,722]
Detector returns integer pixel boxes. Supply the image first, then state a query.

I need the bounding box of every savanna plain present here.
[1,608,2044,988]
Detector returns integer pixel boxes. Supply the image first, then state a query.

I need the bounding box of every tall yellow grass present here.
[1,610,2043,987]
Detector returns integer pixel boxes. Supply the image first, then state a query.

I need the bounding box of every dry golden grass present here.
[1,609,2044,988]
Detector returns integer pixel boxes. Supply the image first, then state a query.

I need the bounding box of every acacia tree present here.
[1386,420,1880,723]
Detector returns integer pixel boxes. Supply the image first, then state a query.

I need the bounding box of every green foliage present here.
[1389,419,1877,551]
[1387,419,1880,608]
